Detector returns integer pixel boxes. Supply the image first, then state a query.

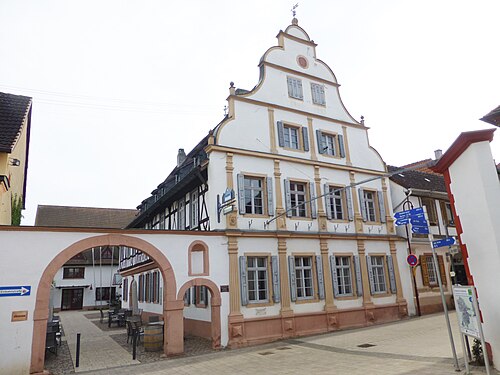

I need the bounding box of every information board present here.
[453,286,480,339]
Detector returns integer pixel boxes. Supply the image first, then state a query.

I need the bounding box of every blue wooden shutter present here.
[354,256,363,297]
[302,127,309,151]
[277,121,285,147]
[267,177,274,216]
[237,174,245,214]
[324,184,332,220]
[338,134,345,158]
[284,179,292,217]
[288,256,297,302]
[310,184,317,219]
[386,255,396,294]
[191,287,196,305]
[330,255,339,297]
[358,188,367,222]
[316,130,325,154]
[239,256,248,306]
[316,255,325,299]
[346,187,354,221]
[297,79,303,99]
[271,256,280,303]
[378,191,386,223]
[366,255,375,295]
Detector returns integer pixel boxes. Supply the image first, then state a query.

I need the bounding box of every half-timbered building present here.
[119,18,414,348]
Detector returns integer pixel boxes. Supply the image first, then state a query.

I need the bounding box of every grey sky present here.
[0,0,498,225]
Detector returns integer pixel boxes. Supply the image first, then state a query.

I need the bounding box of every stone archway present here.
[177,278,222,349]
[30,234,182,375]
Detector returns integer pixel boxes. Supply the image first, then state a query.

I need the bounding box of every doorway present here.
[61,288,84,310]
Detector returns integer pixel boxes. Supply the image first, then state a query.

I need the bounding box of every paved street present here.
[59,312,497,375]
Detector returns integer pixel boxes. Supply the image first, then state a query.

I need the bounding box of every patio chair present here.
[45,331,58,355]
[99,309,104,324]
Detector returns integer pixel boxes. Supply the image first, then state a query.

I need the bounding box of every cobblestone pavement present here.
[76,313,498,375]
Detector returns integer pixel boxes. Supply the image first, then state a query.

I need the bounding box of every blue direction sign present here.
[0,286,31,297]
[395,218,411,226]
[410,218,428,226]
[432,237,456,249]
[412,226,430,234]
[394,207,424,220]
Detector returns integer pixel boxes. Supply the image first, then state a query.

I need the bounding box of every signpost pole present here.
[424,207,460,372]
[460,331,471,374]
[472,288,491,375]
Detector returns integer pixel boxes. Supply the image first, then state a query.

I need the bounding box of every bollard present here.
[132,331,137,360]
[76,333,81,368]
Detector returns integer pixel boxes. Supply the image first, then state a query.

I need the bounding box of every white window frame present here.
[321,133,336,156]
[363,190,377,222]
[177,199,186,230]
[190,190,199,228]
[244,177,265,215]
[283,125,300,150]
[328,186,345,220]
[290,181,307,217]
[335,256,353,296]
[370,256,387,294]
[295,256,314,300]
[247,256,269,303]
[287,76,303,100]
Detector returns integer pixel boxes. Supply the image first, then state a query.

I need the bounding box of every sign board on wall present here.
[11,311,28,322]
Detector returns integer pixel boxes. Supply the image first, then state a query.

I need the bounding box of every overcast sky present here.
[1,0,498,225]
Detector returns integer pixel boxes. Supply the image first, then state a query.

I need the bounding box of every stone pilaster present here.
[274,160,287,230]
[315,166,328,231]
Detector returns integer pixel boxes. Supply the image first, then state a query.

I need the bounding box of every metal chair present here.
[45,331,58,355]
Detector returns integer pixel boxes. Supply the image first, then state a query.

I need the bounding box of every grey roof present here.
[480,105,500,127]
[0,92,32,153]
[388,165,447,193]
[35,205,138,229]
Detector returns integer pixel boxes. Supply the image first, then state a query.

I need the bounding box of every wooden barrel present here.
[144,324,163,352]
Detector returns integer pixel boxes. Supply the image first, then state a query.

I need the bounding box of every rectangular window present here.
[290,181,307,217]
[295,256,314,299]
[421,198,438,225]
[95,287,116,302]
[284,125,300,149]
[63,267,85,279]
[335,256,353,296]
[138,274,144,302]
[177,199,186,230]
[440,201,455,226]
[244,177,264,215]
[195,286,208,307]
[321,133,336,156]
[311,83,326,105]
[191,190,199,228]
[247,257,268,303]
[370,256,387,294]
[328,186,345,220]
[425,255,438,285]
[287,76,303,100]
[363,190,378,222]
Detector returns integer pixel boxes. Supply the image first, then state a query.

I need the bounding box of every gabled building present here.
[0,92,32,225]
[120,18,414,348]
[389,165,463,315]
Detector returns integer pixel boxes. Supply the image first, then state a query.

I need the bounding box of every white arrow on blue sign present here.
[432,237,456,249]
[0,286,31,297]
[412,226,430,234]
[394,207,424,220]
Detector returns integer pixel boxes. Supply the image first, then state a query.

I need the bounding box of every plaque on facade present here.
[11,310,28,322]
[220,285,229,292]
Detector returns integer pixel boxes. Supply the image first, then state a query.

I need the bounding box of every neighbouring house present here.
[119,17,415,349]
[480,105,500,127]
[389,163,463,315]
[0,92,32,225]
[431,127,500,368]
[35,205,138,311]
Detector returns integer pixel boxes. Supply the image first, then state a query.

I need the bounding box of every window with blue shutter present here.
[284,179,292,218]
[288,256,297,301]
[346,187,354,221]
[366,255,375,295]
[277,121,285,147]
[310,185,317,219]
[287,77,303,100]
[316,130,326,154]
[239,256,248,306]
[338,134,345,158]
[316,255,325,299]
[378,191,386,223]
[353,256,363,297]
[271,256,280,303]
[266,177,274,216]
[386,255,397,294]
[324,184,333,220]
[302,127,309,151]
[237,174,245,214]
[358,188,367,222]
[330,255,339,297]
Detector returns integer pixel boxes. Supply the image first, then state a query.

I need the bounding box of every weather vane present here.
[291,3,299,17]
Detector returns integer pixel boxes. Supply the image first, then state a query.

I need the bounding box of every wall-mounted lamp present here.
[9,158,21,167]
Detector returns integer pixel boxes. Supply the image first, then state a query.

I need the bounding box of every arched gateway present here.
[30,234,187,374]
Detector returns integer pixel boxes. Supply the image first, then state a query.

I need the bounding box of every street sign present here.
[395,218,411,226]
[394,207,424,219]
[407,254,418,267]
[433,237,456,249]
[0,286,31,297]
[410,218,428,226]
[222,188,235,204]
[411,226,430,234]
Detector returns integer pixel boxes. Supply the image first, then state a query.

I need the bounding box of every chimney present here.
[177,148,186,167]
[434,149,443,160]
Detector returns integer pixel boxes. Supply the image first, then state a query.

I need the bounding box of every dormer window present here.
[287,76,303,100]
